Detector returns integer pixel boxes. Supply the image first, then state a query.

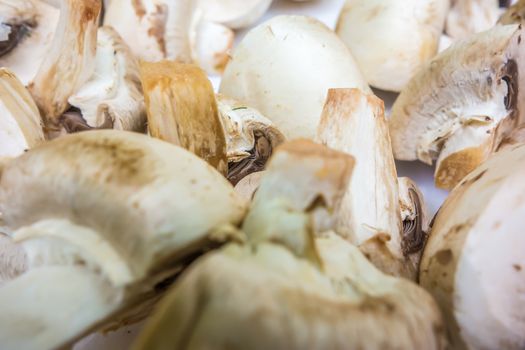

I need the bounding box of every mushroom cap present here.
[446,0,501,39]
[0,0,59,85]
[0,130,246,280]
[420,144,525,349]
[336,0,449,92]
[220,15,370,140]
[389,24,525,189]
[199,0,273,29]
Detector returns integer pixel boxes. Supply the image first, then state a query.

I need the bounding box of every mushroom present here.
[134,140,446,350]
[0,68,45,158]
[220,15,370,140]
[198,0,273,29]
[104,0,234,75]
[499,0,525,24]
[419,143,525,350]
[61,26,147,134]
[446,0,501,39]
[0,130,246,349]
[335,0,449,92]
[316,88,427,279]
[29,0,102,134]
[0,0,59,85]
[217,95,285,185]
[389,24,525,190]
[140,60,228,175]
[233,171,263,201]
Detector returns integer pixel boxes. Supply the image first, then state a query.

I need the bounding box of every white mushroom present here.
[0,68,44,159]
[420,143,525,350]
[335,0,449,92]
[217,95,284,185]
[220,15,370,140]
[198,0,273,29]
[316,88,427,279]
[62,26,146,134]
[389,24,525,189]
[134,140,446,350]
[104,0,234,75]
[140,61,228,175]
[446,0,501,39]
[0,130,246,349]
[0,0,59,85]
[233,171,263,202]
[29,0,102,134]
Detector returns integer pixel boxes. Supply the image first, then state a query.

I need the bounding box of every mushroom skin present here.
[63,26,147,134]
[0,68,44,158]
[446,0,501,39]
[316,89,427,280]
[134,140,446,350]
[0,0,59,85]
[217,95,285,185]
[140,61,228,175]
[420,144,525,350]
[29,0,102,133]
[198,0,273,29]
[499,0,525,24]
[390,24,525,190]
[220,15,370,140]
[336,0,449,92]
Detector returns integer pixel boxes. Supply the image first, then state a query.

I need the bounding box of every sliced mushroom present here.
[389,24,525,190]
[446,0,501,39]
[335,0,449,92]
[134,140,446,350]
[104,0,234,75]
[29,0,101,133]
[198,0,272,29]
[0,130,246,349]
[316,88,427,280]
[0,68,44,158]
[140,61,228,174]
[220,15,370,140]
[420,143,525,350]
[62,26,146,134]
[499,0,525,24]
[0,0,59,85]
[217,95,285,185]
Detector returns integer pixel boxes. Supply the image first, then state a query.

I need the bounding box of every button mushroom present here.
[0,68,44,159]
[220,15,370,140]
[446,0,502,39]
[104,0,234,75]
[316,88,427,279]
[0,130,246,349]
[217,95,284,185]
[198,0,273,30]
[335,0,449,92]
[139,60,228,175]
[0,0,59,85]
[63,26,147,134]
[389,24,525,190]
[134,140,446,350]
[419,143,525,350]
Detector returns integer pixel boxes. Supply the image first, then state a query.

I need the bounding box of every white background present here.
[76,0,448,348]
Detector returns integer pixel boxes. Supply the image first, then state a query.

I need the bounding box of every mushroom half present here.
[336,0,449,92]
[316,88,428,280]
[220,15,370,140]
[0,0,59,85]
[134,140,446,350]
[0,130,246,349]
[420,143,525,350]
[389,24,525,190]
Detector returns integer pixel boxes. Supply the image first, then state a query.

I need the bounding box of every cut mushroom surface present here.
[140,61,228,175]
[64,26,146,133]
[420,144,525,350]
[217,95,284,185]
[390,24,525,190]
[134,140,446,350]
[336,0,449,92]
[220,15,370,140]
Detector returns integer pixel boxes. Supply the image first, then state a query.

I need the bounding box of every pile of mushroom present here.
[0,1,524,349]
